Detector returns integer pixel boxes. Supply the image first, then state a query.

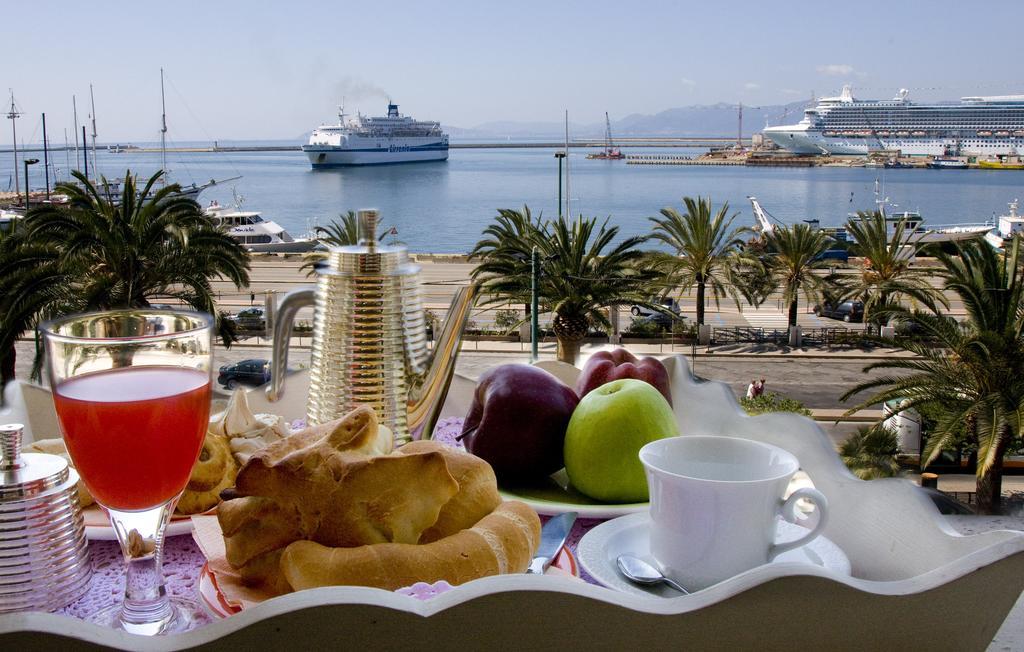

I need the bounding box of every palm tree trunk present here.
[975,427,1010,515]
[556,336,579,365]
[788,299,799,327]
[696,277,706,326]
[1,345,14,395]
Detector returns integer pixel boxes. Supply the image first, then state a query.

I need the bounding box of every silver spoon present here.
[616,555,690,594]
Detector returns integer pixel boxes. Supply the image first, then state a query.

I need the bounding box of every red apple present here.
[458,364,579,484]
[575,349,672,406]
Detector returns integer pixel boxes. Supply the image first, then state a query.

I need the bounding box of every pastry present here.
[398,440,502,543]
[218,405,541,594]
[226,406,457,550]
[209,389,294,465]
[281,500,541,591]
[177,432,239,515]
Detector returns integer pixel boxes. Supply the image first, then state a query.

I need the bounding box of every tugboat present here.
[586,112,625,160]
[927,156,969,169]
[984,199,1024,251]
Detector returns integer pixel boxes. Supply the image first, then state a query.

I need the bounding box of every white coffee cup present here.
[638,435,829,591]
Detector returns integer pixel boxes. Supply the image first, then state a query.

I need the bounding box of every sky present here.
[3,0,1024,143]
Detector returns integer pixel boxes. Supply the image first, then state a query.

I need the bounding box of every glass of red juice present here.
[41,310,213,635]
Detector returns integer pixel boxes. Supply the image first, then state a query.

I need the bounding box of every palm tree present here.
[839,424,901,480]
[762,223,835,327]
[300,211,394,275]
[0,170,250,380]
[839,211,947,326]
[841,239,1024,514]
[649,197,749,326]
[471,209,656,364]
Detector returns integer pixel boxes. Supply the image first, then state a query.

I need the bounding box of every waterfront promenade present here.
[212,254,970,331]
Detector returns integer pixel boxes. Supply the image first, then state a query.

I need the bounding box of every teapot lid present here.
[322,209,417,276]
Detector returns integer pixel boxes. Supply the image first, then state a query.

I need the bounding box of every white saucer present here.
[578,512,851,597]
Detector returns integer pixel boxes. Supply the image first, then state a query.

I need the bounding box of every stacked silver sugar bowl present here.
[0,423,91,613]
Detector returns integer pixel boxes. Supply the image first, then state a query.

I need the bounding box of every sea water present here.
[4,143,1021,253]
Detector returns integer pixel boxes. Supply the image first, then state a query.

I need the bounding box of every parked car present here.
[813,300,864,323]
[233,307,266,330]
[218,359,271,390]
[631,297,682,327]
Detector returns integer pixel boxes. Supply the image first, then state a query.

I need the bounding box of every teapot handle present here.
[266,287,316,402]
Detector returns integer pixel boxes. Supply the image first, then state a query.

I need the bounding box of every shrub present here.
[494,309,521,334]
[624,316,667,337]
[740,391,812,417]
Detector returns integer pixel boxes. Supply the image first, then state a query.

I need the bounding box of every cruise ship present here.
[764,86,1024,156]
[302,103,449,167]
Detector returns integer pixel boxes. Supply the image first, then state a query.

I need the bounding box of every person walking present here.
[753,378,766,397]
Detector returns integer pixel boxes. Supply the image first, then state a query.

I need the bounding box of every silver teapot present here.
[268,210,475,443]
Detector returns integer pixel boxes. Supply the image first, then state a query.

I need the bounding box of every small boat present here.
[1014,130,1024,137]
[995,131,1010,137]
[978,157,1024,170]
[876,131,891,137]
[896,131,911,137]
[750,196,992,247]
[927,157,968,169]
[911,130,926,137]
[0,208,24,233]
[985,199,1024,251]
[977,130,993,137]
[586,112,626,160]
[205,199,315,253]
[884,160,912,169]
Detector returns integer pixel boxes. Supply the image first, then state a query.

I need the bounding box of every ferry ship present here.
[764,86,1024,157]
[302,103,449,167]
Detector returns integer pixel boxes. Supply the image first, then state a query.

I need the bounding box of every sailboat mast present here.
[564,110,570,220]
[64,128,71,181]
[42,113,50,199]
[605,112,612,152]
[6,91,20,196]
[88,85,98,179]
[72,95,80,172]
[737,102,743,149]
[160,68,168,173]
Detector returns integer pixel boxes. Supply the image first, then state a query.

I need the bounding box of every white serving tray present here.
[2,355,1023,650]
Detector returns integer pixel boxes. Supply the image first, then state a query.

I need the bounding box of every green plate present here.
[499,469,649,518]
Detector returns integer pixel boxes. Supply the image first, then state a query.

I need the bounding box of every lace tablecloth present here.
[56,417,603,623]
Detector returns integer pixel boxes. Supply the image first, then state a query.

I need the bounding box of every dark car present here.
[233,307,266,331]
[813,300,864,323]
[218,359,271,390]
[631,297,683,327]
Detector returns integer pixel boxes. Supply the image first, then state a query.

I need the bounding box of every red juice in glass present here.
[53,366,211,511]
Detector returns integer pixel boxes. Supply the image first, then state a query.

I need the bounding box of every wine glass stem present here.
[108,503,174,628]
[122,554,171,625]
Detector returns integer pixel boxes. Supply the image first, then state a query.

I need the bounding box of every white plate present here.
[498,469,648,519]
[84,506,206,541]
[577,512,851,597]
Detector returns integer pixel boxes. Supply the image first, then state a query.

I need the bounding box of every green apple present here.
[564,378,679,502]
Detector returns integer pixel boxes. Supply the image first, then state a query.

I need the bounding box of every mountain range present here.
[444,101,809,139]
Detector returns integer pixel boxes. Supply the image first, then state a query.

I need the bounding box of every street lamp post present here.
[531,247,539,362]
[23,158,39,209]
[554,151,566,218]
